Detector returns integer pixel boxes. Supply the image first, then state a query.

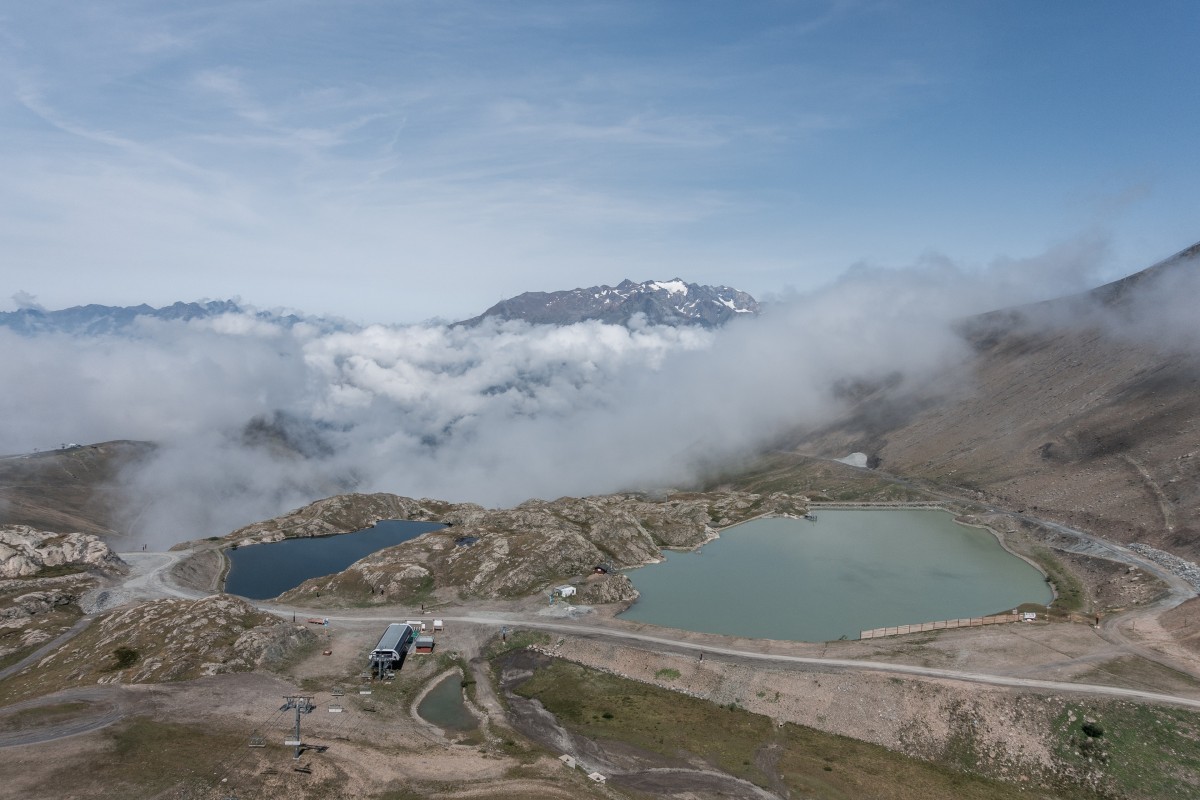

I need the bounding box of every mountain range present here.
[0,299,310,336]
[0,279,760,335]
[457,278,760,328]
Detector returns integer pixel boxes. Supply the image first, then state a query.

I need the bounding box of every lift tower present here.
[281,695,315,760]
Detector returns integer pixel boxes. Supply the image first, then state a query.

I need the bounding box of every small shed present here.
[433,619,444,631]
[554,585,577,598]
[413,635,436,654]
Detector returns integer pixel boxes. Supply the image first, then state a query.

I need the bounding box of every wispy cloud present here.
[2,1,1194,323]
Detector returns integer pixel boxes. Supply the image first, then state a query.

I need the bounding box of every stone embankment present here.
[1128,543,1200,592]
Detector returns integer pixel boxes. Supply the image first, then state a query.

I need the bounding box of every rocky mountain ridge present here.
[0,299,330,337]
[457,278,760,328]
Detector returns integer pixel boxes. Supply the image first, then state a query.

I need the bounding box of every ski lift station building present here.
[370,623,415,667]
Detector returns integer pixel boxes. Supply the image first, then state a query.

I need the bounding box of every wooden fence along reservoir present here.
[859,612,1024,640]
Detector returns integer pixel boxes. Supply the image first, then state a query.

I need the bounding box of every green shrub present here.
[111,647,139,670]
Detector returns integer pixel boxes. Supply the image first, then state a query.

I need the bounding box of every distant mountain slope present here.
[458,278,759,328]
[0,300,319,336]
[0,441,155,540]
[791,242,1200,559]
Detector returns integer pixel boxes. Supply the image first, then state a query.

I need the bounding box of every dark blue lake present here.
[224,520,445,600]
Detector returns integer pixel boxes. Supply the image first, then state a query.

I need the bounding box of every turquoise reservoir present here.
[617,510,1051,642]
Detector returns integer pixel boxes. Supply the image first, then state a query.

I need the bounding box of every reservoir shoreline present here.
[618,508,1053,642]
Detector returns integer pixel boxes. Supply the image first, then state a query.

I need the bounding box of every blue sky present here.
[2,1,1197,324]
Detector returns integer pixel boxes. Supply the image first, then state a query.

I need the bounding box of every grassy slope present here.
[512,657,1091,800]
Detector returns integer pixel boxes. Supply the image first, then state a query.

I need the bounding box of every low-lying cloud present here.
[4,236,1190,547]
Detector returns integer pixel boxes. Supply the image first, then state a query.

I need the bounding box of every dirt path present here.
[0,686,141,748]
[0,617,93,683]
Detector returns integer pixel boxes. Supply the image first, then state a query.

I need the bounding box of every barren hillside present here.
[0,442,153,541]
[793,243,1200,559]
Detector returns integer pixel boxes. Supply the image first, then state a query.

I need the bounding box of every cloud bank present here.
[4,238,1188,546]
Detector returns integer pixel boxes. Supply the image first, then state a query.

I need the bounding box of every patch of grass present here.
[0,604,83,675]
[371,790,426,800]
[31,564,88,579]
[1074,655,1200,694]
[0,701,91,732]
[0,643,40,673]
[485,629,551,658]
[654,667,681,680]
[493,734,543,764]
[1030,547,1085,613]
[109,646,139,670]
[19,716,255,798]
[512,657,1052,799]
[406,573,437,604]
[1052,701,1200,798]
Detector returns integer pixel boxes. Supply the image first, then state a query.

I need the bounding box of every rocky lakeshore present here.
[221,490,808,603]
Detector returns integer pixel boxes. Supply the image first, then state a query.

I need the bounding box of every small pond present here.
[224,519,445,600]
[617,509,1051,642]
[417,672,478,732]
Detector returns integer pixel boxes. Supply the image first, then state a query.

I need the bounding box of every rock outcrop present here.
[578,573,639,604]
[40,595,315,685]
[226,493,457,545]
[0,526,126,578]
[265,490,807,603]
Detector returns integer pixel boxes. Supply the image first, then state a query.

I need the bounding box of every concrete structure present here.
[558,754,576,769]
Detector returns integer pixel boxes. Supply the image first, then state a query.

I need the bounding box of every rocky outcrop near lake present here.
[254,490,806,603]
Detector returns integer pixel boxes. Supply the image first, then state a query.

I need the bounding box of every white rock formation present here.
[0,525,126,578]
